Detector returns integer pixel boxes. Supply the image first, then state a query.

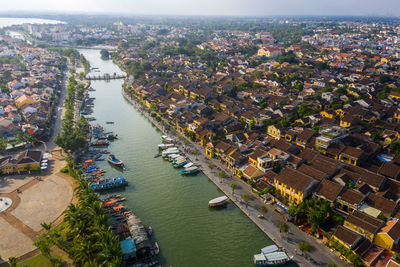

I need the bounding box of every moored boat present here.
[107,154,124,168]
[90,176,128,191]
[253,245,293,266]
[181,166,200,175]
[173,159,187,168]
[208,196,228,207]
[91,140,109,147]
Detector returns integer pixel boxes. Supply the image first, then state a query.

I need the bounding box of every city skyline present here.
[1,0,400,17]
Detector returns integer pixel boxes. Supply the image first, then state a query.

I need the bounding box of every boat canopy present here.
[183,162,193,168]
[261,245,279,254]
[265,251,289,261]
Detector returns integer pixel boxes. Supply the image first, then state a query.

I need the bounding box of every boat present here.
[162,149,179,158]
[181,166,200,175]
[106,132,118,140]
[147,226,153,236]
[106,121,114,124]
[107,154,124,168]
[90,176,128,191]
[154,153,161,158]
[158,143,174,150]
[253,245,293,266]
[183,162,194,168]
[162,135,174,143]
[154,242,160,255]
[208,196,228,207]
[168,154,181,161]
[173,159,187,168]
[90,140,109,147]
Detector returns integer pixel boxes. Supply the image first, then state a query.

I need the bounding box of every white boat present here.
[183,162,194,168]
[158,143,174,150]
[181,166,200,175]
[208,196,228,207]
[173,156,186,163]
[41,159,48,163]
[162,149,179,157]
[254,245,292,266]
[168,154,181,160]
[162,135,174,143]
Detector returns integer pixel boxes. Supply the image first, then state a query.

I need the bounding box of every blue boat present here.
[90,176,128,191]
[107,154,124,168]
[181,166,200,175]
[173,160,187,168]
[106,132,118,140]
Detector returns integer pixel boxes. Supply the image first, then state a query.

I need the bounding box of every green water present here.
[79,49,274,267]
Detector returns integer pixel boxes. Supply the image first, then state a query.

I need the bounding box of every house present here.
[267,124,286,140]
[295,128,315,148]
[336,189,366,214]
[314,180,345,204]
[242,164,265,181]
[344,210,383,242]
[339,146,367,166]
[274,168,319,204]
[389,91,400,102]
[333,225,363,249]
[0,150,42,174]
[257,46,281,58]
[378,163,400,180]
[14,94,35,108]
[374,218,400,250]
[340,114,358,128]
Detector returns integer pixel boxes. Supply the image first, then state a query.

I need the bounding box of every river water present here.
[79,48,275,267]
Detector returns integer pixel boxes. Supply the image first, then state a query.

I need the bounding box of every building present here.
[0,150,42,174]
[374,218,400,250]
[273,168,318,205]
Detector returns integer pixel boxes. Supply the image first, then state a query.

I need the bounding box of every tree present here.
[0,138,7,154]
[230,183,237,195]
[299,242,313,252]
[100,49,110,60]
[248,119,255,130]
[391,142,400,155]
[280,221,288,233]
[40,222,52,231]
[8,257,17,267]
[218,171,226,183]
[241,193,251,208]
[326,262,337,267]
[184,130,196,141]
[259,205,267,214]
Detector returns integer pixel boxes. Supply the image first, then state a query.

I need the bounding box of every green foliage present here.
[230,183,237,194]
[100,49,110,60]
[247,180,255,186]
[184,130,196,141]
[54,77,88,153]
[289,199,335,230]
[391,142,400,155]
[297,104,314,118]
[259,205,267,213]
[329,239,362,267]
[248,119,255,130]
[279,221,288,233]
[241,193,251,207]
[8,257,17,267]
[298,242,313,252]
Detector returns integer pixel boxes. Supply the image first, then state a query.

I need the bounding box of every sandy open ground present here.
[11,174,73,231]
[0,217,35,259]
[0,176,34,194]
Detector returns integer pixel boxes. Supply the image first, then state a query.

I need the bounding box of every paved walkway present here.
[123,91,349,267]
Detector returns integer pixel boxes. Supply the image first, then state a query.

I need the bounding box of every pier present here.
[85,73,126,80]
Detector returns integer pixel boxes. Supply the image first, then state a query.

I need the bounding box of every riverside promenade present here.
[122,90,349,267]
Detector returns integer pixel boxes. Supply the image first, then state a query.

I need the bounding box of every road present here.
[46,62,70,151]
[123,92,350,267]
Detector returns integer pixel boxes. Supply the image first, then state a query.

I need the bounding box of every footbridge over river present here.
[85,73,126,80]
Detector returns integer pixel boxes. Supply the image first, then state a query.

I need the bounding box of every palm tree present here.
[40,222,52,231]
[8,257,17,267]
[230,182,237,195]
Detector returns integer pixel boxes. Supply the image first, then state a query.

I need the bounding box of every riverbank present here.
[121,89,348,267]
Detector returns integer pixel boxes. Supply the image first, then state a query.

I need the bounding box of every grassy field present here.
[17,254,52,267]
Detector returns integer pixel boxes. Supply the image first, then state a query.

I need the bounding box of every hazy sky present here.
[2,0,399,17]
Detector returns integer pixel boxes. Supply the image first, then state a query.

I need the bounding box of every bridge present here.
[85,73,126,80]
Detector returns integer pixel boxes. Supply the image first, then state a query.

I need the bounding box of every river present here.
[79,48,277,267]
